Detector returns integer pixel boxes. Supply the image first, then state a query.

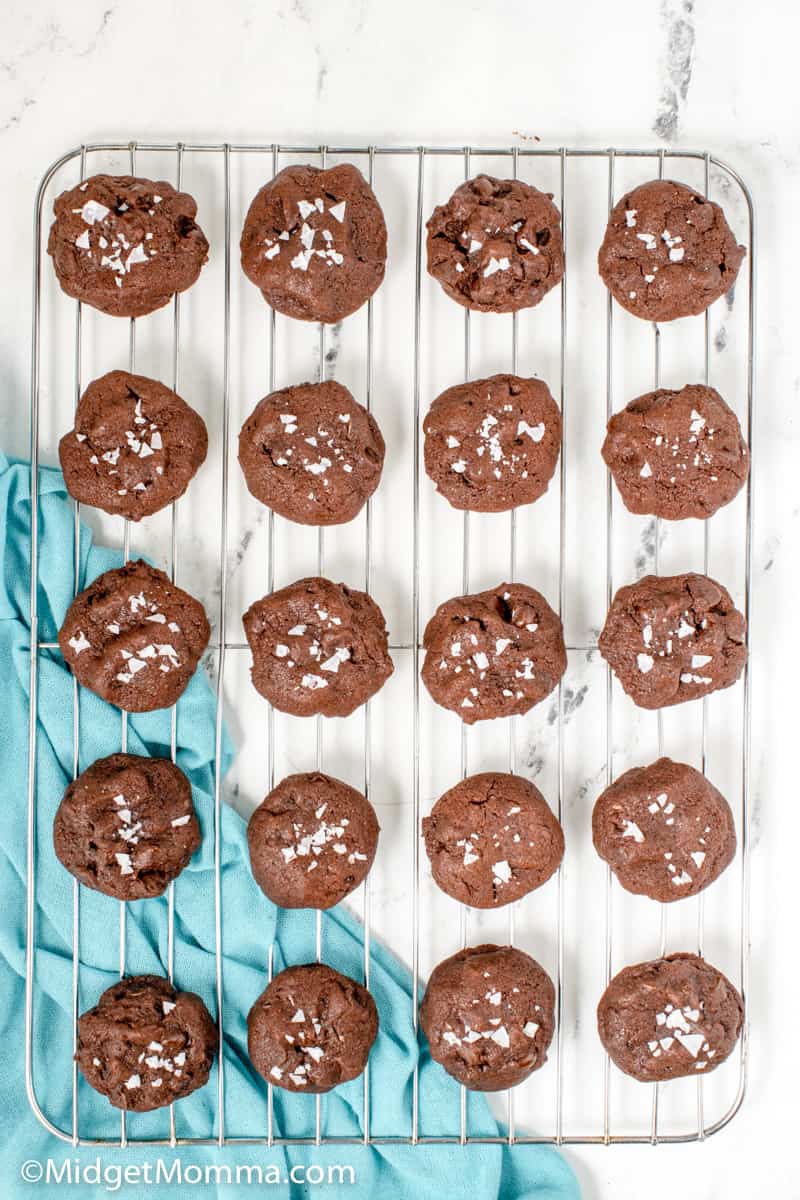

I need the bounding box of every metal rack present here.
[27,143,754,1147]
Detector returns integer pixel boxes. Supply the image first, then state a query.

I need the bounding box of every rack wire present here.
[27,142,754,1147]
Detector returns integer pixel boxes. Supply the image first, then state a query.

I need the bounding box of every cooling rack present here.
[27,142,754,1147]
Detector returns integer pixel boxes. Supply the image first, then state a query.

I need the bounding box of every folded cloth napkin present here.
[0,450,579,1199]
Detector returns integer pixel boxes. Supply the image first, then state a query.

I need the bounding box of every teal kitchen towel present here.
[0,450,579,1198]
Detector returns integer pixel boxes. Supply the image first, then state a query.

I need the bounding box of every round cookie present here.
[419,944,555,1091]
[76,975,217,1111]
[422,582,566,724]
[58,560,211,712]
[598,572,747,709]
[54,753,201,900]
[426,175,564,313]
[48,174,209,318]
[240,163,387,323]
[247,772,379,909]
[592,758,735,902]
[602,384,749,520]
[242,576,393,718]
[247,963,378,1093]
[597,953,744,1082]
[423,374,562,513]
[598,179,745,322]
[59,370,208,521]
[422,772,563,908]
[238,379,384,526]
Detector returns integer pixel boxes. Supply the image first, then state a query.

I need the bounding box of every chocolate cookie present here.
[423,374,561,513]
[422,773,563,908]
[599,573,747,709]
[76,975,217,1111]
[427,175,564,314]
[248,963,378,1093]
[243,577,393,718]
[59,370,208,521]
[419,945,555,1091]
[59,560,211,712]
[597,953,744,1082]
[592,758,736,902]
[240,163,387,323]
[48,174,208,318]
[238,379,384,526]
[602,384,749,520]
[247,772,379,909]
[598,179,745,322]
[422,582,566,724]
[54,754,201,900]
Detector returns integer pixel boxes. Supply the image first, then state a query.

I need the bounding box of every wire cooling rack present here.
[27,143,754,1147]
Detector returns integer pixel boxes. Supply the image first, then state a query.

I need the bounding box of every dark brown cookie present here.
[48,174,208,318]
[598,179,745,322]
[602,384,749,520]
[238,379,384,526]
[58,370,208,521]
[240,163,387,323]
[247,963,378,1093]
[58,560,211,713]
[247,772,379,909]
[423,374,561,513]
[243,577,393,718]
[422,582,566,724]
[426,175,564,313]
[53,754,200,900]
[419,944,555,1091]
[592,758,735,902]
[76,975,217,1111]
[599,573,747,709]
[422,773,563,908]
[597,953,744,1082]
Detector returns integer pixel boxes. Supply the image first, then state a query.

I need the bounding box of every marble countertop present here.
[3,1,797,1196]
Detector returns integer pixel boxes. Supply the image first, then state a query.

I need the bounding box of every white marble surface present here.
[4,1,799,1196]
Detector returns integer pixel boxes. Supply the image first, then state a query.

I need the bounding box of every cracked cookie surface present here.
[240,163,387,323]
[426,175,564,313]
[248,963,378,1093]
[423,772,563,908]
[59,370,207,520]
[597,953,743,1082]
[48,174,208,318]
[239,379,384,525]
[598,179,744,321]
[599,572,746,709]
[422,582,566,723]
[420,944,555,1091]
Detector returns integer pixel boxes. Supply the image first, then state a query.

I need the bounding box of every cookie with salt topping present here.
[592,758,735,902]
[421,582,566,724]
[247,772,379,909]
[240,163,387,323]
[242,577,393,718]
[423,374,561,513]
[598,573,746,709]
[48,174,208,318]
[248,964,378,1093]
[59,370,208,521]
[602,384,748,520]
[420,944,555,1091]
[598,179,745,321]
[422,772,563,908]
[597,953,743,1082]
[426,174,564,313]
[54,753,200,900]
[58,560,211,712]
[238,379,384,525]
[76,975,217,1111]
